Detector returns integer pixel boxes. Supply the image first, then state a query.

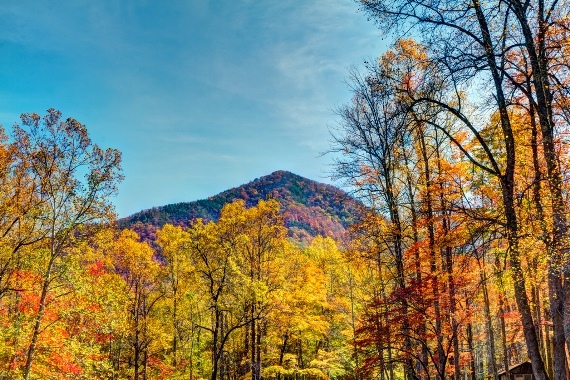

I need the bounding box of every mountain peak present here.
[119,171,361,244]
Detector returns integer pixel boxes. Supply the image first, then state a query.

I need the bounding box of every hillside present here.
[118,170,361,243]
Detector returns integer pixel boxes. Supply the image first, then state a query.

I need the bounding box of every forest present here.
[1,0,570,379]
[119,169,361,245]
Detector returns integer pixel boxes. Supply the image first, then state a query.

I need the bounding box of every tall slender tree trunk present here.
[278,332,289,380]
[495,257,510,379]
[243,304,250,377]
[190,319,195,380]
[466,318,477,380]
[404,136,429,380]
[134,317,141,379]
[508,4,569,378]
[377,259,393,380]
[173,292,178,367]
[348,271,360,380]
[386,180,413,380]
[419,129,444,380]
[471,2,550,379]
[503,184,548,380]
[211,309,221,380]
[544,326,553,380]
[479,259,498,380]
[256,317,262,380]
[23,253,56,380]
[143,349,148,380]
[445,244,460,380]
[435,135,460,380]
[251,310,256,380]
[547,276,567,380]
[528,100,548,366]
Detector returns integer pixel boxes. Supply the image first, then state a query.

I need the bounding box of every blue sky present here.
[0,1,383,217]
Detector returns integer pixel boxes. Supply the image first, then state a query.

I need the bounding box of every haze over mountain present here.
[119,170,361,243]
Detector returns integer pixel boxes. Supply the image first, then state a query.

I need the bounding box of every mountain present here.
[118,170,361,244]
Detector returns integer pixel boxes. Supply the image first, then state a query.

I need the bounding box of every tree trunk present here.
[278,332,289,380]
[23,254,56,380]
[471,2,550,378]
[436,143,460,380]
[466,321,477,380]
[348,272,360,380]
[143,349,148,380]
[480,260,498,380]
[211,310,221,380]
[508,3,569,377]
[251,308,260,380]
[404,141,429,380]
[507,226,549,380]
[547,275,567,380]
[420,132,444,380]
[496,259,510,379]
[173,292,178,367]
[544,325,553,380]
[386,179,413,380]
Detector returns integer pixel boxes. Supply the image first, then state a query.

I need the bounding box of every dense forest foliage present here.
[119,170,361,244]
[0,114,359,379]
[330,1,570,380]
[2,0,570,379]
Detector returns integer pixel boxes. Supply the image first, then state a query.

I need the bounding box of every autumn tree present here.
[354,0,570,377]
[9,109,123,379]
[0,127,44,303]
[351,2,554,376]
[156,224,195,372]
[183,200,285,380]
[112,229,166,379]
[331,62,416,379]
[228,199,287,380]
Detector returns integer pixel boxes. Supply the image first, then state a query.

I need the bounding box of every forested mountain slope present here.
[118,170,361,243]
